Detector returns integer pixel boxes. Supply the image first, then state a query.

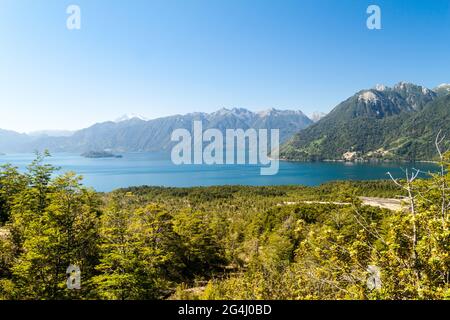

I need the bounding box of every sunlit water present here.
[0,153,438,192]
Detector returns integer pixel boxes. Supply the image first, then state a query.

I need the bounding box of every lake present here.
[0,153,439,192]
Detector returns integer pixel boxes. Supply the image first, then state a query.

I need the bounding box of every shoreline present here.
[278,157,439,164]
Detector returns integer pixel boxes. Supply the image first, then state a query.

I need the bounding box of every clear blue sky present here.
[1,0,449,132]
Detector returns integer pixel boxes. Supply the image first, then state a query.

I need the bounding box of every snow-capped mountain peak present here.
[114,113,148,123]
[358,91,379,103]
[310,112,327,122]
[434,83,450,96]
[436,83,450,92]
[375,84,387,91]
[257,108,278,117]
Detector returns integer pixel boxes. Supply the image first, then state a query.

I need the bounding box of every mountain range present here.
[280,82,450,161]
[3,82,449,161]
[0,108,313,153]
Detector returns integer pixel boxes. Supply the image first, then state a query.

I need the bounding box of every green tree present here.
[172,209,224,278]
[2,170,100,299]
[0,164,27,224]
[93,195,179,300]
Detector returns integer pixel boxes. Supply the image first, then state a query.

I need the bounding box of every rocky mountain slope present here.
[280,82,449,161]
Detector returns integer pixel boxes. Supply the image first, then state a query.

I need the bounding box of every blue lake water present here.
[0,153,439,192]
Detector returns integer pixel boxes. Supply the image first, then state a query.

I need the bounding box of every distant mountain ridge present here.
[28,130,74,138]
[4,82,448,160]
[309,112,327,122]
[280,82,450,161]
[0,129,30,153]
[435,83,450,96]
[0,108,313,153]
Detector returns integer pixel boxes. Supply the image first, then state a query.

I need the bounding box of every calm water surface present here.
[0,153,438,192]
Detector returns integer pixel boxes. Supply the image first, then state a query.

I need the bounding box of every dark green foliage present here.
[0,154,448,300]
[0,165,27,224]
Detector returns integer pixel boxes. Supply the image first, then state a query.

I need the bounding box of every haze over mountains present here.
[28,130,74,138]
[0,108,313,153]
[309,112,327,123]
[281,82,450,161]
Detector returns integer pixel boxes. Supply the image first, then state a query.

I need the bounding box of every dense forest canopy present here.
[0,152,448,300]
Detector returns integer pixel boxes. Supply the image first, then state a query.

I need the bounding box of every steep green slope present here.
[280,83,447,161]
[385,94,450,160]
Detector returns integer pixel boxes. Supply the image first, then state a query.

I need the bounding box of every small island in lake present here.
[81,151,123,159]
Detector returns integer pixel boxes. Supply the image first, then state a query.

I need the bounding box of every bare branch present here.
[387,172,403,189]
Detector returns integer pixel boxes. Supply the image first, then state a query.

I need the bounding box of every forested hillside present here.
[281,83,450,161]
[0,152,448,300]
